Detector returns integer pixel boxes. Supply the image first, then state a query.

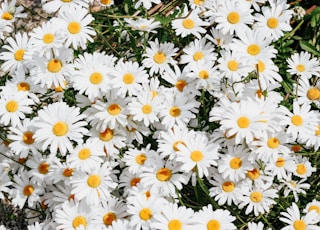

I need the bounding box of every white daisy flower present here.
[279,174,310,202]
[0,32,31,74]
[278,102,318,141]
[213,0,254,35]
[264,154,296,180]
[0,87,34,127]
[134,0,161,10]
[298,122,320,151]
[205,27,233,49]
[87,93,129,131]
[172,7,210,39]
[70,161,117,205]
[67,141,105,173]
[176,130,219,178]
[55,200,98,230]
[159,91,200,129]
[10,170,44,209]
[95,197,128,228]
[127,195,167,230]
[161,65,199,96]
[303,199,320,222]
[8,118,39,158]
[151,203,196,230]
[42,0,90,14]
[287,51,320,79]
[28,19,65,56]
[128,91,161,127]
[180,38,216,67]
[71,51,115,101]
[142,38,178,75]
[280,202,320,230]
[238,184,278,216]
[140,158,189,198]
[195,204,236,230]
[29,46,74,89]
[111,59,149,97]
[124,17,161,34]
[254,2,292,41]
[56,5,96,49]
[33,101,88,156]
[294,77,320,106]
[255,58,283,90]
[218,145,253,182]
[293,155,316,179]
[0,0,26,23]
[229,28,277,64]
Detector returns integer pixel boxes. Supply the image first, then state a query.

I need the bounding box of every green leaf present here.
[300,41,320,57]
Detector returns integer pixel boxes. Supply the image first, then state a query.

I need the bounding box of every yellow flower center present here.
[247,168,260,180]
[291,115,303,126]
[230,157,242,169]
[43,33,54,44]
[169,106,181,117]
[256,89,263,98]
[47,59,62,73]
[130,177,141,187]
[190,150,203,162]
[222,181,235,192]
[267,17,279,29]
[139,208,153,221]
[296,64,305,72]
[257,60,265,72]
[1,12,13,20]
[307,87,320,100]
[247,44,260,56]
[296,163,307,175]
[123,73,135,84]
[156,168,172,181]
[38,162,49,174]
[142,104,152,114]
[227,60,238,71]
[90,72,103,84]
[87,174,101,188]
[78,148,91,160]
[250,191,263,203]
[237,116,250,128]
[173,140,186,152]
[14,49,25,61]
[308,205,320,214]
[276,157,285,167]
[182,19,195,29]
[292,144,302,152]
[63,168,74,177]
[199,70,209,79]
[68,21,81,34]
[17,82,30,91]
[135,154,147,165]
[168,219,182,230]
[99,128,113,141]
[315,125,320,136]
[103,212,116,226]
[108,104,121,115]
[207,220,221,230]
[52,121,68,136]
[22,131,35,145]
[193,51,204,61]
[72,216,87,228]
[23,185,34,196]
[227,12,240,24]
[194,0,205,6]
[153,52,166,64]
[61,0,73,2]
[176,80,187,92]
[267,137,280,149]
[293,220,306,230]
[100,0,112,4]
[6,100,18,112]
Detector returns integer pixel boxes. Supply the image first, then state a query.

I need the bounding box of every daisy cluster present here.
[0,0,319,229]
